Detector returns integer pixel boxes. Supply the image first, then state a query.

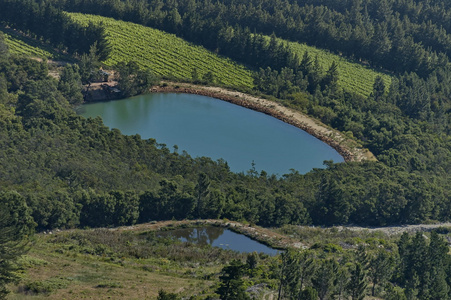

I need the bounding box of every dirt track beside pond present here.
[151,82,376,162]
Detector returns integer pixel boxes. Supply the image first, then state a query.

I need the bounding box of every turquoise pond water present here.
[77,93,344,175]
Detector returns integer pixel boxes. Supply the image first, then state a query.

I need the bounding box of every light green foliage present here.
[69,13,255,89]
[1,31,55,59]
[284,39,392,97]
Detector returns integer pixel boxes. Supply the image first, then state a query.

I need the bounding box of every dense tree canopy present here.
[1,2,451,298]
[0,0,110,58]
[0,4,450,230]
[0,191,34,299]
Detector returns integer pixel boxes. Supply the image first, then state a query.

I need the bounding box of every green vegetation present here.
[7,226,262,299]
[0,191,35,298]
[2,0,451,298]
[70,12,393,97]
[0,1,109,59]
[7,222,451,300]
[0,1,448,234]
[284,39,392,97]
[69,13,255,89]
[1,32,55,59]
[1,225,306,298]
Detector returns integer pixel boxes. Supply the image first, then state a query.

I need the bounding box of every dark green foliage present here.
[216,260,250,300]
[47,0,451,78]
[385,285,407,300]
[58,64,83,106]
[115,61,158,97]
[0,48,450,232]
[1,2,451,298]
[394,232,451,300]
[368,249,395,296]
[157,289,181,300]
[0,0,449,236]
[311,259,338,300]
[346,263,367,300]
[277,250,300,299]
[195,173,210,218]
[321,61,339,91]
[0,0,110,58]
[246,252,258,271]
[273,231,451,300]
[79,190,139,228]
[371,75,386,101]
[299,287,318,300]
[0,192,34,298]
[78,43,101,84]
[277,249,317,299]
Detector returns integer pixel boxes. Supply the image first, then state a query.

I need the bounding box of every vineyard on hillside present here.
[1,29,63,60]
[284,39,393,98]
[70,13,392,97]
[2,12,393,98]
[69,13,255,89]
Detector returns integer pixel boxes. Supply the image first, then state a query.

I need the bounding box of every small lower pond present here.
[158,226,280,256]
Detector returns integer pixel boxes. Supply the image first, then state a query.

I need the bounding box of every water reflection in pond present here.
[78,93,344,175]
[158,227,280,256]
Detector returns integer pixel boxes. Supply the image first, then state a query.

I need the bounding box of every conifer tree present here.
[346,263,367,300]
[0,192,34,299]
[195,172,210,218]
[216,260,250,300]
[371,76,386,101]
[368,249,394,296]
[312,259,338,300]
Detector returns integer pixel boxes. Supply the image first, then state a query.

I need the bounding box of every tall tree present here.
[428,232,450,299]
[321,61,339,91]
[58,64,83,106]
[0,191,34,299]
[195,172,210,218]
[371,76,386,102]
[368,249,395,296]
[216,260,250,300]
[312,258,338,300]
[346,263,367,300]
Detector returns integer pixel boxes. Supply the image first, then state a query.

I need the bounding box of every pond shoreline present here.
[114,219,304,251]
[150,82,376,162]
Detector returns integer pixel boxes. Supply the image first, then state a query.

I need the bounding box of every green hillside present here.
[68,13,255,89]
[1,14,392,98]
[69,13,391,97]
[1,29,63,60]
[284,39,393,97]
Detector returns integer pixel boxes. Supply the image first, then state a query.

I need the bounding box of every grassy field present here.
[8,229,223,299]
[7,221,405,299]
[284,39,393,97]
[69,13,255,89]
[6,221,288,299]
